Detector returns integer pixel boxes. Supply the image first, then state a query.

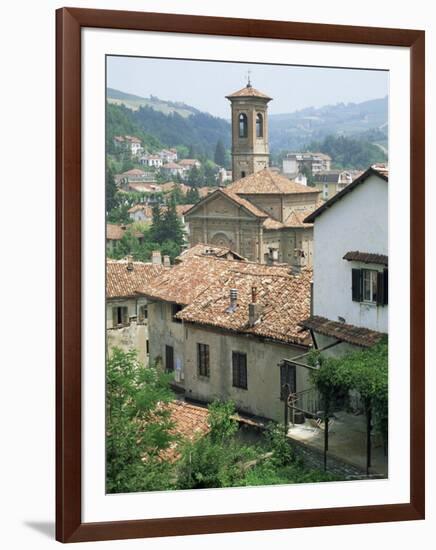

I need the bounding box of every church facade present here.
[184,81,321,268]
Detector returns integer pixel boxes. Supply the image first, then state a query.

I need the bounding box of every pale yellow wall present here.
[106,297,149,365]
[183,324,311,422]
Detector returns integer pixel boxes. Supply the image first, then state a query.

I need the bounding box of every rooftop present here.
[106,223,143,241]
[176,243,247,263]
[300,315,386,348]
[106,259,167,299]
[343,251,388,266]
[226,84,272,101]
[227,169,321,196]
[178,262,312,346]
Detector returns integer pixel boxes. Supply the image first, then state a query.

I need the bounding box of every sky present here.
[107,56,388,119]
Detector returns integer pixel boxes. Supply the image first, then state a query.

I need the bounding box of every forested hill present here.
[106,88,388,163]
[106,101,231,159]
[269,97,388,151]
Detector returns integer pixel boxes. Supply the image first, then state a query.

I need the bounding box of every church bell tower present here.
[226,76,272,181]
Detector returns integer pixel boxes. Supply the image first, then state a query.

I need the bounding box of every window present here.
[232,352,247,389]
[146,340,150,355]
[171,303,183,323]
[238,113,248,138]
[165,345,174,372]
[256,113,263,137]
[112,306,128,327]
[362,269,378,302]
[352,268,388,306]
[197,343,210,378]
[241,171,246,178]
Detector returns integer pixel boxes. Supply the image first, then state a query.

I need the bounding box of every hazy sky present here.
[107,56,388,119]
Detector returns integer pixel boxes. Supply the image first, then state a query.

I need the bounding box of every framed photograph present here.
[56,7,425,543]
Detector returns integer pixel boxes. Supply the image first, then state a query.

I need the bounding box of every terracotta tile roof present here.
[127,204,153,215]
[178,262,312,346]
[161,182,191,194]
[343,251,388,266]
[178,159,201,166]
[106,259,167,299]
[262,217,284,230]
[304,167,388,223]
[164,162,184,170]
[140,255,235,306]
[220,188,269,218]
[300,316,386,348]
[107,223,144,241]
[176,243,247,262]
[159,401,210,462]
[120,168,146,177]
[226,85,272,100]
[228,169,321,195]
[127,183,162,193]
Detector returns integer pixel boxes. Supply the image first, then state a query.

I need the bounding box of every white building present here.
[140,154,163,168]
[159,148,178,162]
[302,167,388,350]
[282,152,332,177]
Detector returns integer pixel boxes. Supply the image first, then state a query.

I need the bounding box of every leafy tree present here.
[105,166,118,213]
[214,139,226,167]
[187,165,203,188]
[106,349,177,493]
[186,187,200,204]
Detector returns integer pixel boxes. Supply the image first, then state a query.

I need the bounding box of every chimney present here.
[249,286,264,327]
[163,255,171,267]
[126,255,134,271]
[152,250,162,265]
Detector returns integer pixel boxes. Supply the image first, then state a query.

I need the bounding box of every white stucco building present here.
[301,167,388,352]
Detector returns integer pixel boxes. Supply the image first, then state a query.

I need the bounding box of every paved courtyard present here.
[287,410,388,476]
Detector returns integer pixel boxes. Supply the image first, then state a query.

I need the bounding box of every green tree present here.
[186,187,200,204]
[106,349,177,493]
[106,166,118,213]
[214,139,226,167]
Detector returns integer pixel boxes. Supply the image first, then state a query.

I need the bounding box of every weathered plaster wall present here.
[183,324,311,422]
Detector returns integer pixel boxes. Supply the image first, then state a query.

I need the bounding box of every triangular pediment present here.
[184,189,265,220]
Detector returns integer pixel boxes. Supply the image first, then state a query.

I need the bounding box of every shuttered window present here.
[232,352,247,389]
[197,343,210,378]
[351,268,388,306]
[112,306,128,327]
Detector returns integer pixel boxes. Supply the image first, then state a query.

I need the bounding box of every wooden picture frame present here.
[56,7,425,543]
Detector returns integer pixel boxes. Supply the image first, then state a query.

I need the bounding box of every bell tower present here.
[226,76,272,181]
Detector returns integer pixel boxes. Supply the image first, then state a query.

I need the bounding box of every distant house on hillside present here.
[106,223,144,254]
[162,162,186,178]
[113,135,143,156]
[313,170,362,200]
[115,168,157,186]
[158,148,178,163]
[139,154,164,168]
[282,152,332,178]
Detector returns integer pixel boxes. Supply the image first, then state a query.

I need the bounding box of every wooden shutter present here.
[112,307,117,328]
[351,269,362,302]
[376,269,389,306]
[165,345,174,372]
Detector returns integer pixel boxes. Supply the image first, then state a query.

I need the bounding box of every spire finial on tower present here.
[246,69,252,88]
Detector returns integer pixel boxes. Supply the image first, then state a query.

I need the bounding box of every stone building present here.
[184,81,321,268]
[226,78,271,179]
[141,246,314,422]
[185,170,320,267]
[106,258,167,365]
